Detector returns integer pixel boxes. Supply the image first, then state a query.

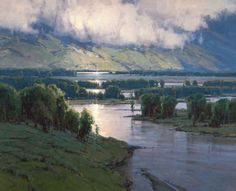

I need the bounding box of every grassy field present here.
[134,111,236,137]
[0,123,130,191]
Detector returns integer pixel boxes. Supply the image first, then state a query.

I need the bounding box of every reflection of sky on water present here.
[74,104,236,191]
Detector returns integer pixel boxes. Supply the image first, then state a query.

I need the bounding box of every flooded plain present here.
[74,104,236,191]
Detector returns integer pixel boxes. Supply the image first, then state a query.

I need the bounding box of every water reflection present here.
[74,104,236,191]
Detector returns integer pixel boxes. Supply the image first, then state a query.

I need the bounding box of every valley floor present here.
[0,123,130,191]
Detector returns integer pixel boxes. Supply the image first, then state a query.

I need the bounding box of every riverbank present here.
[0,123,131,191]
[133,111,236,137]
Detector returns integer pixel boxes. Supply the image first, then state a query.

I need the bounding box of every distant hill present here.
[0,14,236,72]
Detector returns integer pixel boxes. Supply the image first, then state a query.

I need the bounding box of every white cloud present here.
[0,0,236,48]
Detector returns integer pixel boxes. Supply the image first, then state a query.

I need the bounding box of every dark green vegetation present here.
[136,92,236,137]
[0,83,93,139]
[78,81,99,89]
[102,79,158,90]
[187,94,236,128]
[0,77,79,98]
[0,83,130,190]
[0,68,76,77]
[135,81,236,99]
[140,94,177,119]
[104,86,124,100]
[0,123,129,191]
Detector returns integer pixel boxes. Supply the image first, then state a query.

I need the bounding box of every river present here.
[74,104,236,191]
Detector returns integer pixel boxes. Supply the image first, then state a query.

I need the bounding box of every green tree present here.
[63,109,80,134]
[192,80,198,86]
[204,102,213,120]
[187,94,206,126]
[104,86,121,99]
[160,80,165,88]
[79,109,94,140]
[229,99,236,123]
[210,99,230,127]
[141,94,161,118]
[0,83,21,122]
[130,99,135,112]
[48,85,68,130]
[20,84,57,131]
[184,80,191,87]
[161,96,177,119]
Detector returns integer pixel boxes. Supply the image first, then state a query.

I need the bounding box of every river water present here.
[74,104,236,191]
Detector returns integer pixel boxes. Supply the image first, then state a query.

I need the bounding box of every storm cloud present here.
[0,0,236,48]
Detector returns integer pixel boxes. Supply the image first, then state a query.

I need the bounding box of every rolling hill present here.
[0,14,236,72]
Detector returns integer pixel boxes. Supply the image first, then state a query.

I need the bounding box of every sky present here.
[0,0,236,49]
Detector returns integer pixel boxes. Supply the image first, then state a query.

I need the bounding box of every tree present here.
[187,94,206,126]
[210,99,230,127]
[63,109,80,134]
[104,86,121,99]
[192,80,198,86]
[78,109,94,140]
[229,99,236,123]
[204,102,213,120]
[48,85,68,130]
[130,100,135,112]
[160,80,165,88]
[161,96,177,119]
[0,83,21,122]
[20,84,57,131]
[141,94,161,118]
[184,80,191,87]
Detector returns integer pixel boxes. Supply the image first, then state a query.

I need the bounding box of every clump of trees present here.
[187,94,207,126]
[102,79,159,90]
[104,86,124,99]
[140,93,177,119]
[187,93,236,128]
[0,83,94,140]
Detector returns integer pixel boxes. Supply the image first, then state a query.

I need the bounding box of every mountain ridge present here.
[0,14,235,72]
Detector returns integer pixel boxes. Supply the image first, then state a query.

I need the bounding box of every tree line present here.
[0,77,80,98]
[135,86,236,99]
[187,94,236,128]
[0,83,94,140]
[0,68,77,77]
[101,79,159,90]
[140,94,177,119]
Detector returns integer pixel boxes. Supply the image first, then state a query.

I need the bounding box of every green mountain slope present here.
[0,14,236,72]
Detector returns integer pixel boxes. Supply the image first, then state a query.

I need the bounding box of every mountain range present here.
[0,14,235,72]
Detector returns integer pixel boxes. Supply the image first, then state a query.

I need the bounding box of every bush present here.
[161,96,177,119]
[63,109,80,134]
[104,86,122,99]
[0,83,21,122]
[187,94,206,126]
[141,94,161,118]
[79,109,94,140]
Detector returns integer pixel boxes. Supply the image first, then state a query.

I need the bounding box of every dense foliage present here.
[186,94,236,128]
[0,83,21,122]
[0,83,93,139]
[0,77,79,98]
[204,80,236,87]
[104,86,124,99]
[187,94,207,126]
[135,86,236,99]
[0,68,76,77]
[78,81,99,89]
[102,79,158,90]
[140,94,177,119]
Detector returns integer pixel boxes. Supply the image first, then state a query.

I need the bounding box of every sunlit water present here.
[74,104,236,191]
